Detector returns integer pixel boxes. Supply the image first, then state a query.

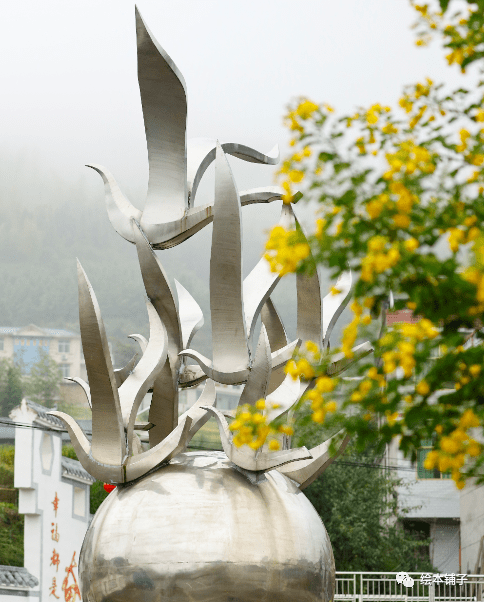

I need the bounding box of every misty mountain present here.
[0,150,327,365]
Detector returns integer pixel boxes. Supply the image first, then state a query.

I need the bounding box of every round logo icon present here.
[396,572,415,588]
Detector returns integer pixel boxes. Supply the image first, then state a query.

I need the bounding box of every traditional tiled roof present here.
[61,456,95,484]
[27,400,64,430]
[0,565,38,589]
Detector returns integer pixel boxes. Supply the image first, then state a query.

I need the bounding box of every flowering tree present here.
[263,0,484,487]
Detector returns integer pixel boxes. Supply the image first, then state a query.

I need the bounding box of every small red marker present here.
[103,484,116,493]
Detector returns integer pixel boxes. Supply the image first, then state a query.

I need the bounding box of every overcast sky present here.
[0,0,473,209]
[0,0,477,346]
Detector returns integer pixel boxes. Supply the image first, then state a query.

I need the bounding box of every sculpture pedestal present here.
[80,451,335,602]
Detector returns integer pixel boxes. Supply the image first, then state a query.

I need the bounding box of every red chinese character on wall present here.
[49,577,60,599]
[52,492,59,517]
[50,549,60,572]
[62,552,81,602]
[51,523,60,542]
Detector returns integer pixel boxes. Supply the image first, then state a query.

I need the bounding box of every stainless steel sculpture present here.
[49,8,373,602]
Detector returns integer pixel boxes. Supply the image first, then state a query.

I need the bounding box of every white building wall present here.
[388,439,461,572]
[460,480,484,573]
[430,523,460,573]
[11,400,93,602]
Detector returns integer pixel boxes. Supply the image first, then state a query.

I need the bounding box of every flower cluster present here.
[265,1,484,484]
[229,401,293,451]
[412,2,484,73]
[264,225,310,275]
[423,409,481,489]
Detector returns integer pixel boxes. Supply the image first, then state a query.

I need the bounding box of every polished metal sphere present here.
[80,451,335,602]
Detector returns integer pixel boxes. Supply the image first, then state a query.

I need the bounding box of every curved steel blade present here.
[175,279,204,349]
[119,300,168,455]
[178,378,216,443]
[132,219,182,364]
[261,298,289,394]
[210,142,249,372]
[201,406,312,472]
[265,373,301,423]
[277,432,351,490]
[48,411,124,483]
[86,165,142,243]
[178,349,249,385]
[125,416,192,482]
[136,7,187,226]
[327,341,373,376]
[187,138,279,207]
[292,206,323,348]
[149,357,178,447]
[128,333,148,354]
[238,324,271,407]
[243,205,294,346]
[64,377,91,409]
[114,353,139,388]
[77,260,125,466]
[322,271,353,349]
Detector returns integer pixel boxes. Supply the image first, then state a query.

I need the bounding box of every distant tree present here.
[0,445,23,566]
[25,351,62,408]
[0,360,23,417]
[296,422,434,572]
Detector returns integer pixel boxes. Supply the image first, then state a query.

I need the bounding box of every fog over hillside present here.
[0,149,338,365]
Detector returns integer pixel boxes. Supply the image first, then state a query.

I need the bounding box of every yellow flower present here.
[467,441,481,457]
[268,439,280,451]
[289,169,304,183]
[440,437,460,454]
[416,380,430,396]
[470,154,484,166]
[368,367,379,380]
[296,100,319,119]
[382,123,398,135]
[469,365,481,377]
[296,358,315,380]
[423,450,439,470]
[362,315,371,325]
[316,376,335,393]
[366,109,379,125]
[255,399,266,410]
[404,238,419,252]
[368,236,387,252]
[325,401,337,413]
[459,409,480,429]
[407,301,417,310]
[305,340,319,354]
[393,214,411,228]
[366,198,384,219]
[316,218,326,237]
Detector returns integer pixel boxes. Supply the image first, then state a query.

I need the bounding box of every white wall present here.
[460,480,484,573]
[12,400,92,602]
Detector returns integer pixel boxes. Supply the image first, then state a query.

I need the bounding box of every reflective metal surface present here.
[238,325,271,406]
[80,452,335,602]
[76,261,125,466]
[47,11,391,600]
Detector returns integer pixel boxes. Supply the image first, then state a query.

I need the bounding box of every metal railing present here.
[335,573,484,602]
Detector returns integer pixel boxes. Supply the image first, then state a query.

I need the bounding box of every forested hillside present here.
[0,151,310,364]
